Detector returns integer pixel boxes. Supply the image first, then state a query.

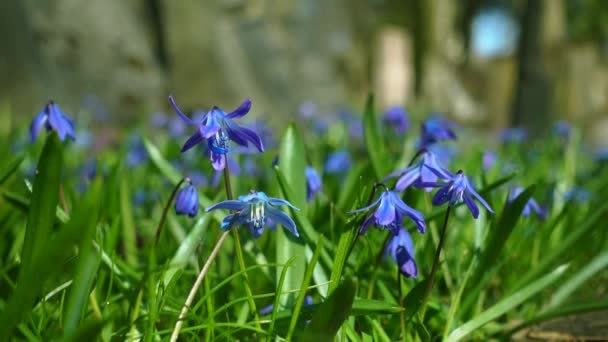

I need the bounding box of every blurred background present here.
[1,0,607,144]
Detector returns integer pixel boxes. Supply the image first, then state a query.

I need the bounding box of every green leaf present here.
[446,264,568,342]
[328,221,357,294]
[276,123,308,307]
[58,319,105,342]
[0,166,103,339]
[62,179,103,336]
[350,299,403,315]
[296,278,357,341]
[120,169,138,266]
[363,94,387,180]
[0,155,24,185]
[20,133,63,274]
[549,251,608,307]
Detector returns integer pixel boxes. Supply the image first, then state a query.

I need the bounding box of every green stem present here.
[422,206,451,313]
[397,268,407,342]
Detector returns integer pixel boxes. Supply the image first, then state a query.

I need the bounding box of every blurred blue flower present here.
[149,111,169,128]
[259,295,313,315]
[553,120,572,140]
[385,229,418,278]
[175,183,199,217]
[500,127,527,143]
[298,101,317,120]
[126,135,148,167]
[384,150,452,192]
[324,150,352,174]
[306,166,322,202]
[420,115,457,148]
[428,170,494,219]
[594,147,608,162]
[508,186,547,220]
[564,187,591,203]
[170,96,264,170]
[206,191,299,238]
[483,150,497,172]
[348,190,426,234]
[30,101,76,142]
[168,116,187,137]
[383,106,409,135]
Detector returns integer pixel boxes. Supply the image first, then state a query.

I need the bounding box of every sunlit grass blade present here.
[446,264,569,342]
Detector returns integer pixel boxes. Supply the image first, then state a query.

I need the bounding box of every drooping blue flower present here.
[324,150,352,174]
[500,127,527,143]
[384,150,452,192]
[206,191,299,238]
[30,101,76,142]
[385,229,418,278]
[170,96,264,170]
[428,170,494,219]
[419,115,457,147]
[175,183,199,217]
[306,166,322,202]
[508,186,547,219]
[383,106,409,135]
[348,190,426,234]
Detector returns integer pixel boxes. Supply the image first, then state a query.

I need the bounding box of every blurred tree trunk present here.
[510,0,551,132]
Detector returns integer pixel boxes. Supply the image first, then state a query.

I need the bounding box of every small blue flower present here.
[383,106,409,135]
[30,101,75,142]
[419,115,457,147]
[175,184,199,217]
[508,186,547,219]
[483,150,497,172]
[170,96,264,170]
[348,190,426,234]
[306,166,322,202]
[553,120,571,140]
[126,135,149,167]
[206,191,299,238]
[500,127,527,143]
[385,229,417,278]
[324,150,352,174]
[564,187,591,203]
[428,170,494,219]
[384,150,452,192]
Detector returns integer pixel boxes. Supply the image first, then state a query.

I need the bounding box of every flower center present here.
[210,129,230,154]
[249,201,265,229]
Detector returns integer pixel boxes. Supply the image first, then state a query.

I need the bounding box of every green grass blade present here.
[20,133,63,270]
[446,264,568,342]
[296,277,356,341]
[363,94,387,180]
[62,179,103,335]
[276,123,308,307]
[549,251,608,308]
[119,170,137,266]
[0,154,24,185]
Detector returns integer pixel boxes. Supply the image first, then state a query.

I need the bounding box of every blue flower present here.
[553,120,571,140]
[306,166,322,202]
[30,101,75,142]
[500,127,527,143]
[419,115,457,147]
[483,150,497,172]
[508,186,547,219]
[428,170,494,219]
[564,187,591,203]
[170,96,264,170]
[324,150,352,174]
[385,229,417,278]
[206,191,299,238]
[384,150,452,192]
[348,190,426,234]
[126,135,149,167]
[383,106,409,135]
[175,184,199,217]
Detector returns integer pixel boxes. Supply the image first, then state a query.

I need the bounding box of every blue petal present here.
[397,247,417,278]
[347,196,382,215]
[181,130,204,152]
[359,214,375,234]
[467,183,494,214]
[30,110,48,143]
[205,200,247,212]
[48,104,68,141]
[226,121,264,152]
[226,98,252,119]
[374,193,396,226]
[268,197,300,210]
[221,212,248,230]
[463,194,479,219]
[200,112,222,138]
[210,151,226,171]
[432,185,452,206]
[169,95,204,125]
[391,193,426,233]
[394,167,421,192]
[266,205,299,237]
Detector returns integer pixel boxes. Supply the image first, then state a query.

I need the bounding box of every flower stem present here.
[170,229,230,342]
[154,177,189,247]
[345,182,388,261]
[397,268,407,342]
[223,166,261,329]
[366,232,392,299]
[422,206,451,312]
